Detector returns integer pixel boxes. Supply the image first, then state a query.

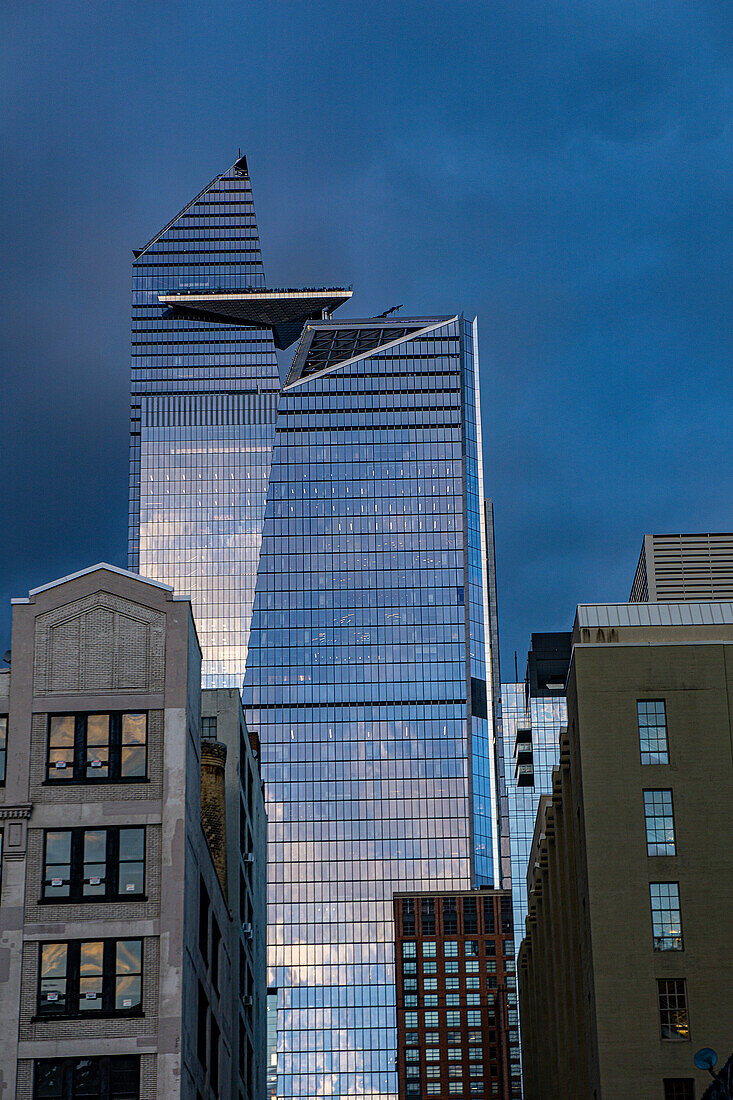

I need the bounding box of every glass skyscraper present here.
[243,316,504,1100]
[129,156,350,686]
[500,634,570,948]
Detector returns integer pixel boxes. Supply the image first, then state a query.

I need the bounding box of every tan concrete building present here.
[518,600,733,1100]
[0,564,266,1100]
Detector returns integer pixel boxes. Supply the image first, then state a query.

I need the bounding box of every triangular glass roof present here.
[285,317,454,387]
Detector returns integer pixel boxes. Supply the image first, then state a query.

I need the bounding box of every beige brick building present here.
[518,601,733,1100]
[0,564,266,1100]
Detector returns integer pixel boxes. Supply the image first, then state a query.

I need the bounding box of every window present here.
[663,1080,695,1099]
[421,898,436,935]
[643,790,676,855]
[463,896,478,933]
[41,827,145,901]
[500,895,513,933]
[0,715,7,783]
[650,884,683,950]
[443,896,458,934]
[402,899,416,936]
[483,895,495,934]
[658,979,689,1040]
[33,1055,139,1098]
[638,700,668,764]
[202,716,217,740]
[39,939,142,1016]
[402,940,416,959]
[46,713,147,782]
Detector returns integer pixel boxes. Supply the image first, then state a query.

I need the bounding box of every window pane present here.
[658,978,689,1040]
[33,1061,65,1098]
[83,831,107,896]
[40,943,68,1013]
[121,714,147,778]
[44,831,71,898]
[48,716,75,779]
[118,828,145,894]
[109,1055,140,1097]
[643,789,676,855]
[650,883,684,950]
[78,941,104,1011]
[116,940,143,1011]
[638,700,669,764]
[73,1057,101,1094]
[85,715,110,779]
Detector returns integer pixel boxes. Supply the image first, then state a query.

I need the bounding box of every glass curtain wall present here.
[129,157,280,686]
[243,316,501,1100]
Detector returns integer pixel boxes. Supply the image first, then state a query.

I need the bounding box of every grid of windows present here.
[638,700,669,764]
[395,894,517,1100]
[41,827,145,901]
[643,789,676,855]
[650,883,683,951]
[33,1056,139,1099]
[39,939,142,1016]
[244,319,501,1100]
[130,160,280,688]
[658,979,689,1041]
[46,713,147,782]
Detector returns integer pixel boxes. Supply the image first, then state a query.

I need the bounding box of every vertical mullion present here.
[111,713,122,780]
[71,830,83,901]
[102,940,114,1014]
[70,940,80,1016]
[74,715,85,781]
[108,828,119,899]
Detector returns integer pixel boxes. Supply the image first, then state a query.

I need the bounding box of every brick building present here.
[0,564,266,1099]
[518,600,733,1099]
[394,890,520,1100]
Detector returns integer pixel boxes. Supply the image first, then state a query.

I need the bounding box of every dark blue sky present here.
[2,1,731,677]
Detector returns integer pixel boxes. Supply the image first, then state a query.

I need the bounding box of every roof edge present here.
[26,563,175,598]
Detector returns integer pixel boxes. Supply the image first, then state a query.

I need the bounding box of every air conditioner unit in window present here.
[242,922,253,939]
[243,852,254,864]
[243,994,254,1006]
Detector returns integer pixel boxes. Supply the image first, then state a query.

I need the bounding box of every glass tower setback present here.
[243,316,502,1100]
[128,156,280,686]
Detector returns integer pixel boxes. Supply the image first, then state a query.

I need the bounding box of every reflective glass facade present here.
[243,317,502,1100]
[500,685,567,946]
[128,157,280,686]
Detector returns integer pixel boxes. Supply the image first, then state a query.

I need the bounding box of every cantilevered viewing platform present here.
[158,286,353,348]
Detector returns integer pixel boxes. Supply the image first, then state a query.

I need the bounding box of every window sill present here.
[38,895,148,905]
[42,777,151,786]
[32,1010,145,1022]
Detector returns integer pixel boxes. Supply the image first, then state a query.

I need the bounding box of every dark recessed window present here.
[41,827,145,902]
[463,896,478,934]
[0,715,7,784]
[663,1080,695,1100]
[483,895,495,935]
[33,1055,139,1098]
[401,899,415,936]
[46,713,147,782]
[38,939,142,1016]
[421,898,436,935]
[443,897,458,934]
[658,979,689,1041]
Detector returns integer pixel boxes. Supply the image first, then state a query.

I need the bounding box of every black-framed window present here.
[638,700,669,765]
[33,1055,139,1098]
[38,939,143,1016]
[46,713,147,782]
[41,827,145,902]
[658,978,690,1041]
[0,715,7,783]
